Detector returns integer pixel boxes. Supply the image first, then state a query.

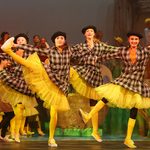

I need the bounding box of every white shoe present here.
[48,139,58,147]
[124,139,136,148]
[1,37,14,52]
[91,132,102,142]
[15,138,20,143]
[1,135,14,142]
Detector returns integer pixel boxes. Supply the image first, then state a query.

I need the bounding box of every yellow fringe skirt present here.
[22,53,70,111]
[95,83,150,109]
[70,67,100,100]
[0,80,38,116]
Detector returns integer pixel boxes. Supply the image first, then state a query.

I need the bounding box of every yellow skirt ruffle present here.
[70,67,100,100]
[24,107,39,117]
[23,53,70,111]
[0,81,38,116]
[13,104,38,117]
[95,83,150,109]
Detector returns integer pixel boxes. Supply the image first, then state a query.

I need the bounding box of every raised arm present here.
[98,43,122,61]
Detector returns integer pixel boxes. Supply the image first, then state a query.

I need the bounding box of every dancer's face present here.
[128,35,140,48]
[84,29,95,40]
[3,33,10,41]
[55,36,65,47]
[16,37,27,45]
[33,35,40,43]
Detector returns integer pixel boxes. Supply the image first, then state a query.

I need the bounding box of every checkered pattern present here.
[71,42,120,87]
[16,44,71,94]
[16,44,92,95]
[105,46,150,97]
[80,44,150,97]
[0,69,34,96]
[0,53,11,61]
[0,48,34,96]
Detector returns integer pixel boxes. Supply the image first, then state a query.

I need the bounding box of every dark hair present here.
[127,32,143,39]
[33,34,40,39]
[51,31,66,43]
[81,25,97,34]
[14,33,29,44]
[1,32,9,38]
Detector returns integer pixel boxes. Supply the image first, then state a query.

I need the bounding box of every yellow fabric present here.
[15,105,24,142]
[20,117,26,134]
[70,67,100,100]
[91,106,99,133]
[125,118,136,140]
[49,106,57,139]
[89,100,105,118]
[22,53,70,111]
[10,117,16,139]
[91,106,102,142]
[1,42,70,111]
[0,81,38,116]
[95,83,150,109]
[24,107,39,117]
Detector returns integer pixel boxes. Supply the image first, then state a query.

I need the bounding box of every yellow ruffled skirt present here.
[0,81,38,116]
[95,83,150,109]
[70,67,100,100]
[22,53,70,111]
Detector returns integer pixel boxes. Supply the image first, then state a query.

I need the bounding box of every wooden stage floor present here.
[0,138,150,150]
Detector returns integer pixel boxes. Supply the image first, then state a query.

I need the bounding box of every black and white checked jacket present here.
[94,46,150,97]
[106,46,150,97]
[72,42,120,87]
[0,50,34,96]
[16,44,91,95]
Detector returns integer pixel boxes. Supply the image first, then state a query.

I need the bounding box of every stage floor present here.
[0,136,150,150]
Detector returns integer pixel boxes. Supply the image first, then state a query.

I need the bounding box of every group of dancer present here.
[0,25,150,149]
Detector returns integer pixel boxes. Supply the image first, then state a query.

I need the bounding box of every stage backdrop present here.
[0,0,115,44]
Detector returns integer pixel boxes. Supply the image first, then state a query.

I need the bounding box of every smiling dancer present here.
[79,32,150,148]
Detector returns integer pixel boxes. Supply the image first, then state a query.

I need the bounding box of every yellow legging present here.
[49,106,57,140]
[10,104,24,142]
[91,106,99,134]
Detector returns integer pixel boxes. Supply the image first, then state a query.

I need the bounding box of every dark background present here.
[0,0,114,44]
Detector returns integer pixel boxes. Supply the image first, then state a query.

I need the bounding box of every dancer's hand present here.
[44,58,50,65]
[1,37,15,53]
[16,49,24,57]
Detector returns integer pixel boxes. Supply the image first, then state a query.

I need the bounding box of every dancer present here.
[69,25,120,142]
[1,31,96,147]
[79,32,150,148]
[4,26,120,143]
[0,33,38,142]
[0,60,15,142]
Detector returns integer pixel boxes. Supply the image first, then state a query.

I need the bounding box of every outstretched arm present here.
[15,44,50,56]
[99,43,122,61]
